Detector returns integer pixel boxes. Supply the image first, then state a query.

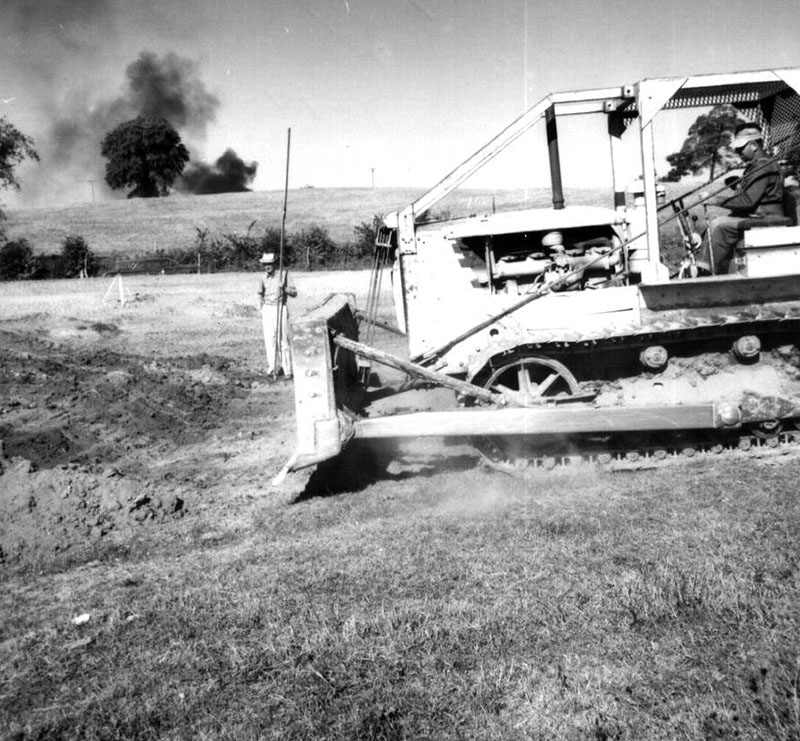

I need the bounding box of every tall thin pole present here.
[275,128,292,373]
[278,128,292,276]
[523,0,528,112]
[523,0,529,203]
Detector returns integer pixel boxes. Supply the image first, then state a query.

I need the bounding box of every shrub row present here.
[0,235,98,281]
[0,217,383,281]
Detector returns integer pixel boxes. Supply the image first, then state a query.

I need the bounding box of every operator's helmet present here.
[731,124,762,151]
[259,252,276,264]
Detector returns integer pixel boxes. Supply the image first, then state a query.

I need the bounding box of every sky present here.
[2,0,800,207]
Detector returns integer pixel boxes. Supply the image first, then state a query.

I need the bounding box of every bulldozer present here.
[277,67,800,481]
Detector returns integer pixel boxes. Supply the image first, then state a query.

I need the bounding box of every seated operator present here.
[696,123,784,275]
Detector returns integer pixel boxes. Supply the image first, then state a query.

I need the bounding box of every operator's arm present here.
[702,173,743,206]
[721,158,781,213]
[284,275,297,298]
[257,279,265,307]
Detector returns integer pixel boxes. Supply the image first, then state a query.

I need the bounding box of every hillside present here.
[3,186,612,257]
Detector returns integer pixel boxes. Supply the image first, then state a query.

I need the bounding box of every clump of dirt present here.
[0,452,185,568]
[89,322,121,334]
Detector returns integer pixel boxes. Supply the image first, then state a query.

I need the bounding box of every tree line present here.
[0,218,382,281]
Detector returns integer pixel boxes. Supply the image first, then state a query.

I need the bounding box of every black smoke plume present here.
[49,50,219,167]
[3,3,258,205]
[178,149,258,195]
[15,49,220,202]
[123,52,219,136]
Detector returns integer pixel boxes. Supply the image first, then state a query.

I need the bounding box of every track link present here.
[476,429,800,477]
[500,307,800,356]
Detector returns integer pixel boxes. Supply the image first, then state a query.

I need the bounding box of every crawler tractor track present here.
[476,427,800,477]
[475,307,800,377]
[468,305,800,476]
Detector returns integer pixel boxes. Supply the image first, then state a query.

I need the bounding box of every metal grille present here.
[617,79,799,155]
[768,90,800,157]
[665,81,800,156]
[740,107,765,138]
[665,81,787,109]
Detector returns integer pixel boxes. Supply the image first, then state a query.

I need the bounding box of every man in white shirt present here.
[257,252,297,379]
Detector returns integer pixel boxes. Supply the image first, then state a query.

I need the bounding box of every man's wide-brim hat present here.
[731,124,762,150]
[259,252,276,264]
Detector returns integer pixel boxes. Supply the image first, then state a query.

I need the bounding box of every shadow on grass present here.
[294,441,477,501]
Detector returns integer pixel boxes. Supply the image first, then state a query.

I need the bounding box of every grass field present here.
[1,270,799,740]
[7,463,800,740]
[3,186,618,258]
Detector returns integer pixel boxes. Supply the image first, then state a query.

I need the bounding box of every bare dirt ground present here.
[2,270,799,573]
[0,271,372,570]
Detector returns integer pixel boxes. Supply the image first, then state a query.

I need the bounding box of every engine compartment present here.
[461,223,625,294]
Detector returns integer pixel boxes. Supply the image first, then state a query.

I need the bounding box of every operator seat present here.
[728,184,800,274]
[739,184,797,232]
[726,185,798,274]
[783,185,800,226]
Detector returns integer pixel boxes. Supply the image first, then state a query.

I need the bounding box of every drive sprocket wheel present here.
[474,355,580,473]
[482,355,581,406]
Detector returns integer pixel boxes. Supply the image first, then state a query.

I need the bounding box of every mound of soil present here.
[0,453,185,567]
[0,329,287,569]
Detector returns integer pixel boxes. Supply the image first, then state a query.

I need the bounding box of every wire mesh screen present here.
[768,90,800,161]
[665,81,787,110]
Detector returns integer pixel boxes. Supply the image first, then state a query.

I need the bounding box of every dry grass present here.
[4,188,423,256]
[0,270,375,373]
[2,460,799,740]
[3,186,614,257]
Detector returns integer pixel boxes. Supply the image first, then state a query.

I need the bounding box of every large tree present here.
[101,117,189,198]
[0,238,33,280]
[663,104,747,183]
[61,235,98,278]
[0,117,39,228]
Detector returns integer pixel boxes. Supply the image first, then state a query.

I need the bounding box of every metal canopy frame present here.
[399,67,800,276]
[636,70,800,272]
